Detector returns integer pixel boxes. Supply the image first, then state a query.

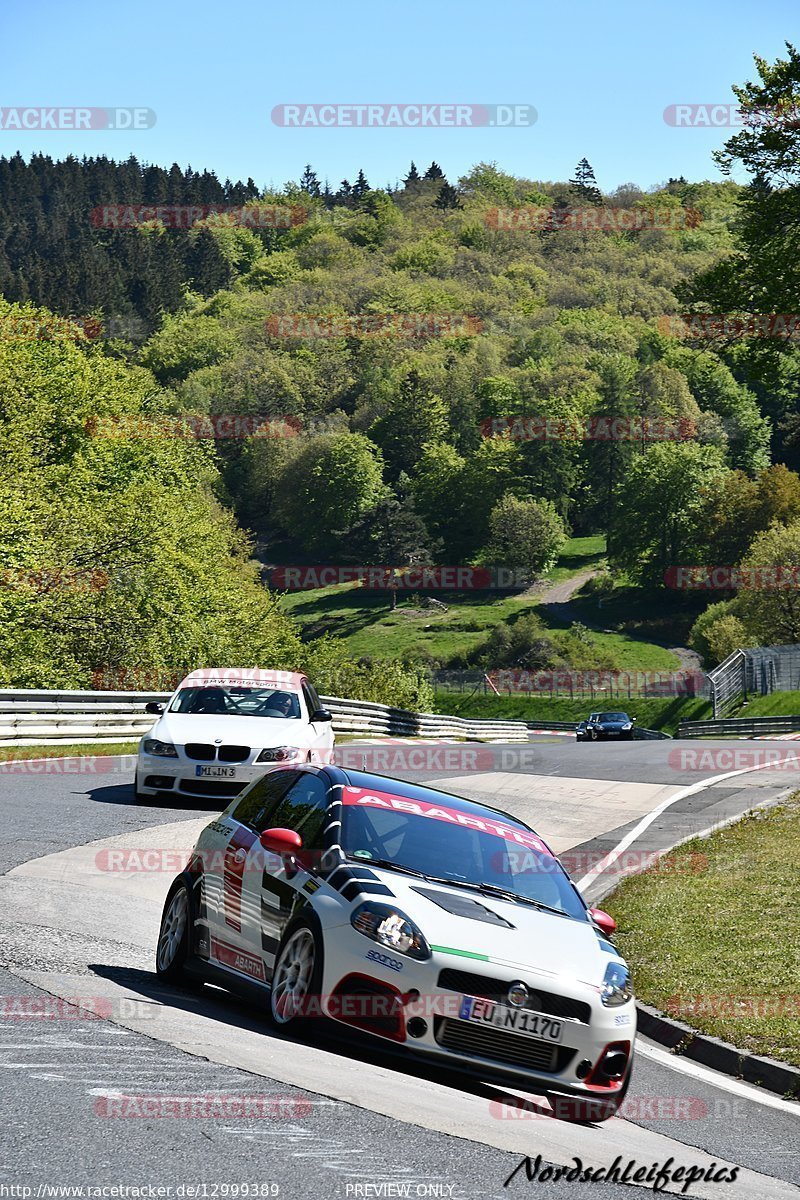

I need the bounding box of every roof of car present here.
[179,667,307,689]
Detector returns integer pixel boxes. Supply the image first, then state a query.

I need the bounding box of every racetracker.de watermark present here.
[271,103,536,127]
[0,754,136,777]
[485,206,701,232]
[0,314,104,341]
[485,668,704,695]
[90,204,307,230]
[668,747,800,773]
[490,1095,719,1120]
[0,107,156,131]
[658,313,800,340]
[663,102,800,128]
[665,993,800,1019]
[86,415,302,440]
[0,567,109,592]
[267,565,532,590]
[480,415,697,441]
[265,314,482,339]
[664,566,800,590]
[93,1093,311,1118]
[0,995,156,1020]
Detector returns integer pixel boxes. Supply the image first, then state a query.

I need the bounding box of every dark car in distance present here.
[584,712,636,741]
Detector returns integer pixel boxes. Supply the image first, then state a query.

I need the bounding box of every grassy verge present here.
[431,693,710,734]
[731,692,800,718]
[279,536,681,671]
[605,796,800,1070]
[0,741,140,763]
[568,581,708,650]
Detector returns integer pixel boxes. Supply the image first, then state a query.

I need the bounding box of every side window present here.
[230,770,296,832]
[266,773,329,849]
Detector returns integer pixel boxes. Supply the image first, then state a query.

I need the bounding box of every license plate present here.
[195,765,237,779]
[458,995,563,1042]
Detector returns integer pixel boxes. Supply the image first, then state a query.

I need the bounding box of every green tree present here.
[435,182,462,210]
[610,442,728,586]
[731,521,800,643]
[370,370,450,477]
[272,433,385,553]
[481,493,568,577]
[569,158,603,205]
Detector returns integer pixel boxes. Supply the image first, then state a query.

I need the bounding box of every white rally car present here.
[135,668,335,804]
[155,765,636,1122]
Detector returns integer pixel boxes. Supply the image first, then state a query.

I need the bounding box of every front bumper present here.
[320,939,636,1095]
[138,753,276,800]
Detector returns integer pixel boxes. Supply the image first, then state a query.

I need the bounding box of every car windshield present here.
[169,686,301,718]
[599,712,629,722]
[340,783,587,920]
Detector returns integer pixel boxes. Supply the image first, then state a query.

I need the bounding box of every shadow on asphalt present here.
[87,782,223,813]
[87,962,609,1125]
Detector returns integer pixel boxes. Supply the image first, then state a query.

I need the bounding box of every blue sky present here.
[2,0,797,192]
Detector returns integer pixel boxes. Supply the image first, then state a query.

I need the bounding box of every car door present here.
[302,681,334,764]
[207,770,298,982]
[237,770,331,981]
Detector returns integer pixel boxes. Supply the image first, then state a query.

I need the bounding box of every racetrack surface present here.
[1,740,798,1198]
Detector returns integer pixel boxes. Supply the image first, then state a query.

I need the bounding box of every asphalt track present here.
[0,737,798,1199]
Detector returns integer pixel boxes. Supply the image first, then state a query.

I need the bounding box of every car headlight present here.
[143,738,178,758]
[351,902,431,961]
[621,722,632,730]
[601,961,633,1007]
[256,746,303,763]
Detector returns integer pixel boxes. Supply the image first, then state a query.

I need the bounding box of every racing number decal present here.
[222,826,257,932]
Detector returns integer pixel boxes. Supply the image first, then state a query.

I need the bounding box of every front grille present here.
[185,743,215,761]
[218,745,250,763]
[437,968,591,1024]
[178,779,245,798]
[434,1017,575,1073]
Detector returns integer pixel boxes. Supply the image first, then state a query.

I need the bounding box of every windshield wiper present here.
[473,883,569,916]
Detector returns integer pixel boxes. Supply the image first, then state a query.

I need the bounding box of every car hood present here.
[366,870,620,992]
[150,712,317,749]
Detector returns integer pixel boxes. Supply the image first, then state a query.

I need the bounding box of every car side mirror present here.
[631,716,637,722]
[260,827,303,854]
[260,827,303,877]
[311,708,332,723]
[145,702,164,715]
[589,908,617,937]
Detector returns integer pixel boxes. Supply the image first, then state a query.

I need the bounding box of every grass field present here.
[279,536,682,672]
[731,692,800,717]
[605,795,800,1071]
[431,693,710,734]
[0,741,139,764]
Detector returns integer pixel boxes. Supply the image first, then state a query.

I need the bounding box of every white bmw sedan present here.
[155,765,635,1122]
[134,668,335,804]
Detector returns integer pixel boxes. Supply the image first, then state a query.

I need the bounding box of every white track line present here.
[635,1042,800,1117]
[575,753,800,892]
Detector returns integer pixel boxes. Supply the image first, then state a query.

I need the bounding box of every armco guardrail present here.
[525,720,578,731]
[677,714,800,738]
[0,689,529,746]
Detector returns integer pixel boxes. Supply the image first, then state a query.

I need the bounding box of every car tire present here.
[155,878,193,982]
[268,916,324,1030]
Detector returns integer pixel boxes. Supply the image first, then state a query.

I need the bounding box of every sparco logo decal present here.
[365,950,403,972]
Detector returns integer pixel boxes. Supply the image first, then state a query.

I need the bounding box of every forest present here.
[3,47,800,693]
